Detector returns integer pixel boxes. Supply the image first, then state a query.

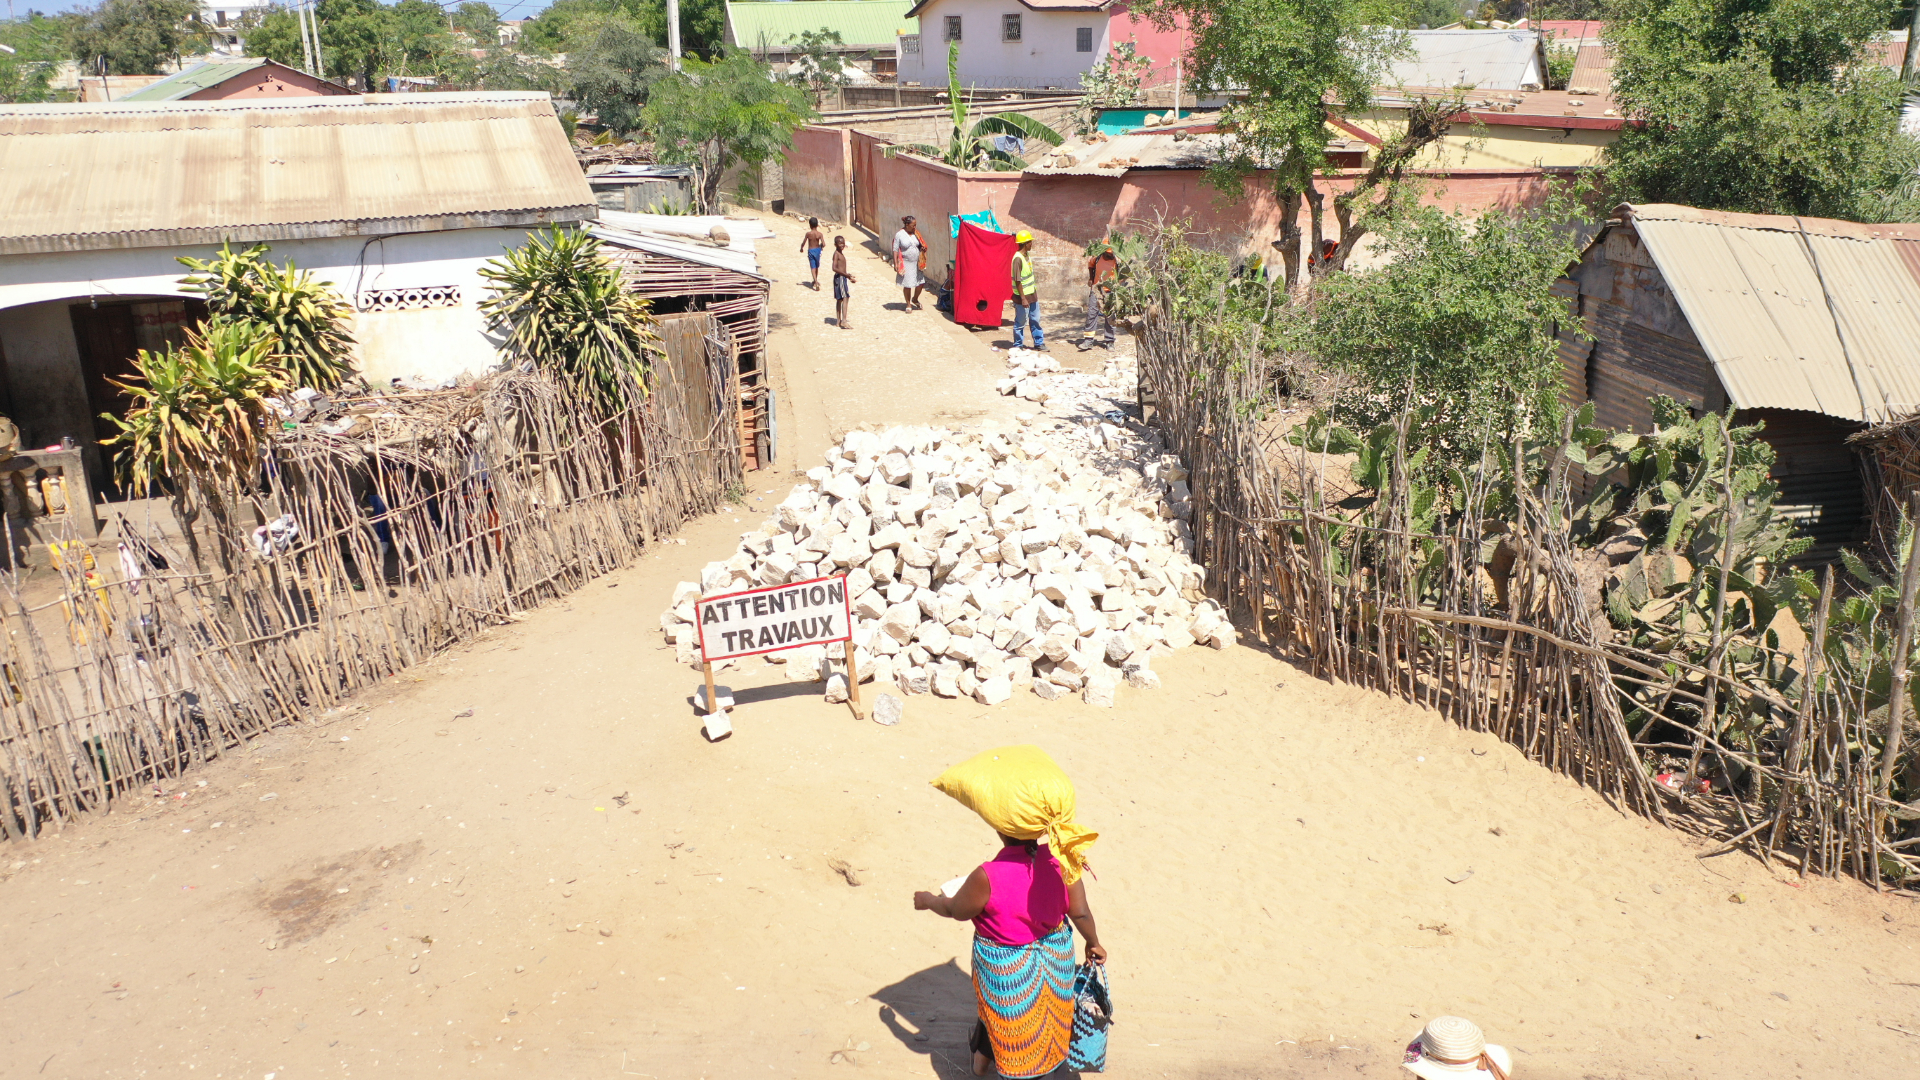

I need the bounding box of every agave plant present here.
[888,43,1064,171]
[177,243,357,390]
[477,226,660,415]
[103,320,289,495]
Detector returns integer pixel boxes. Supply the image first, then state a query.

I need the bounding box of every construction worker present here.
[1079,240,1119,351]
[1011,230,1045,351]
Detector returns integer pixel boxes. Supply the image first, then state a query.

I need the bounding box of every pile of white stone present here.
[659,421,1234,708]
[994,346,1138,415]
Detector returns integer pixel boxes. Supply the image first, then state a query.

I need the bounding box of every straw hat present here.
[1401,1016,1512,1080]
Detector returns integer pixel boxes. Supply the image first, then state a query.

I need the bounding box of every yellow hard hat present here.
[1015,230,1033,244]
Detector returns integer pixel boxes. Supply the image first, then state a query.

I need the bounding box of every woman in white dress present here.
[893,215,928,310]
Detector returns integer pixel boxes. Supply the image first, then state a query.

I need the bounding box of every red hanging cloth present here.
[952,220,1016,328]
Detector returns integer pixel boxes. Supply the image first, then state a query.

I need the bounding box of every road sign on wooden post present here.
[694,574,860,720]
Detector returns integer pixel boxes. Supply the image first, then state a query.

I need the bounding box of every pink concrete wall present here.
[1109,6,1190,84]
[783,126,852,225]
[864,146,964,287]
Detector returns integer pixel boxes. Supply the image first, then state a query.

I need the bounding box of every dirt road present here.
[1,212,1916,1080]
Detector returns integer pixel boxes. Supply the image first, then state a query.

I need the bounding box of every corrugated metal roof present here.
[0,94,596,255]
[1390,29,1545,91]
[1566,43,1612,94]
[1024,129,1232,176]
[1621,204,1920,423]
[727,1,917,50]
[118,59,268,101]
[590,225,766,279]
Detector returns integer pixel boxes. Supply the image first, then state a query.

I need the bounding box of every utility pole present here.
[667,0,681,72]
[297,2,315,75]
[310,0,326,82]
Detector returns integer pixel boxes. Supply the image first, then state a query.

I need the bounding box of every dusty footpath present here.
[1,215,1917,1080]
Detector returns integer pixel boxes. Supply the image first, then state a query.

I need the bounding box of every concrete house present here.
[116,58,353,102]
[0,93,595,494]
[1556,204,1920,561]
[896,0,1187,89]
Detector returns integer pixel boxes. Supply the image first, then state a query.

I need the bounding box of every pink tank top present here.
[972,844,1071,946]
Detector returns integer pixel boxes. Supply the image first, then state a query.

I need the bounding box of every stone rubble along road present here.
[661,417,1235,708]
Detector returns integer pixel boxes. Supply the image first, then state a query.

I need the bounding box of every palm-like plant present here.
[477,226,661,415]
[177,243,357,390]
[889,43,1064,171]
[103,321,289,496]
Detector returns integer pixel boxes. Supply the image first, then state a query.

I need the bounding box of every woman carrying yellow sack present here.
[914,746,1107,1078]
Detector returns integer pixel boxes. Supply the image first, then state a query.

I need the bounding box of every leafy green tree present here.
[1134,0,1441,290]
[641,49,816,211]
[783,28,848,106]
[1295,196,1588,468]
[520,0,724,59]
[451,1,500,43]
[565,13,667,134]
[63,0,205,75]
[246,0,461,90]
[0,14,65,102]
[1394,0,1462,27]
[1604,0,1920,221]
[440,47,571,93]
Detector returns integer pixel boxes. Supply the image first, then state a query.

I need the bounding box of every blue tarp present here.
[949,208,1003,238]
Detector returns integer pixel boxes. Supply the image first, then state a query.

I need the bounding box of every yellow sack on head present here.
[931,745,1097,884]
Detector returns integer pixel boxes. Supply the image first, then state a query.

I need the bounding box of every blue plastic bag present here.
[1066,961,1112,1072]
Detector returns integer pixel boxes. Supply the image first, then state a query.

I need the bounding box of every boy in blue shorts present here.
[801,218,826,289]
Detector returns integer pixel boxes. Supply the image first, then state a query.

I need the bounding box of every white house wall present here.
[0,225,542,390]
[900,2,1113,89]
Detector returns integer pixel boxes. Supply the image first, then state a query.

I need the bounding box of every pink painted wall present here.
[1108,6,1190,84]
[784,126,851,225]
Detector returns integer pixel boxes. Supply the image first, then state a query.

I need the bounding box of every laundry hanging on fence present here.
[953,220,1016,329]
[949,208,1003,238]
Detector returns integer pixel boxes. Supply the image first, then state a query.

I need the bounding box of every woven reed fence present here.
[0,317,741,840]
[1135,290,1920,889]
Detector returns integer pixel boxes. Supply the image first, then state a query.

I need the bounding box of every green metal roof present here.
[725,1,918,51]
[119,59,270,102]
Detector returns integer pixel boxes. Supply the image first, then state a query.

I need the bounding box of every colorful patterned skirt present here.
[972,921,1076,1078]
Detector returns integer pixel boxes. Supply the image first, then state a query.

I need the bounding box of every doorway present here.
[68,298,206,445]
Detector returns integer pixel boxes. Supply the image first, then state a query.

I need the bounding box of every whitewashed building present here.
[0,93,594,487]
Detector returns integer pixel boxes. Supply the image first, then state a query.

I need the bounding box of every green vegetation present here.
[103,320,288,495]
[783,29,849,106]
[1072,40,1153,136]
[1605,0,1920,221]
[64,0,204,75]
[177,243,358,392]
[519,0,724,60]
[1133,0,1462,289]
[889,44,1066,171]
[478,227,659,415]
[0,14,64,102]
[641,49,816,211]
[565,15,668,135]
[1297,197,1588,469]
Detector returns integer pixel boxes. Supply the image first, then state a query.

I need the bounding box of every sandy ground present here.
[2,212,1918,1080]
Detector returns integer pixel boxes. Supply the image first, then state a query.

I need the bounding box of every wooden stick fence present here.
[1134,282,1918,888]
[0,321,741,841]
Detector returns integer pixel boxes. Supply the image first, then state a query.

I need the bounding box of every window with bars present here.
[1002,14,1021,42]
[944,15,962,41]
[1076,27,1093,52]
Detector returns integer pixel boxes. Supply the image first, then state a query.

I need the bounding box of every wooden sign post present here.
[694,573,862,727]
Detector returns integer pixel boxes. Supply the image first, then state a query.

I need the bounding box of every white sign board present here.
[695,574,855,663]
